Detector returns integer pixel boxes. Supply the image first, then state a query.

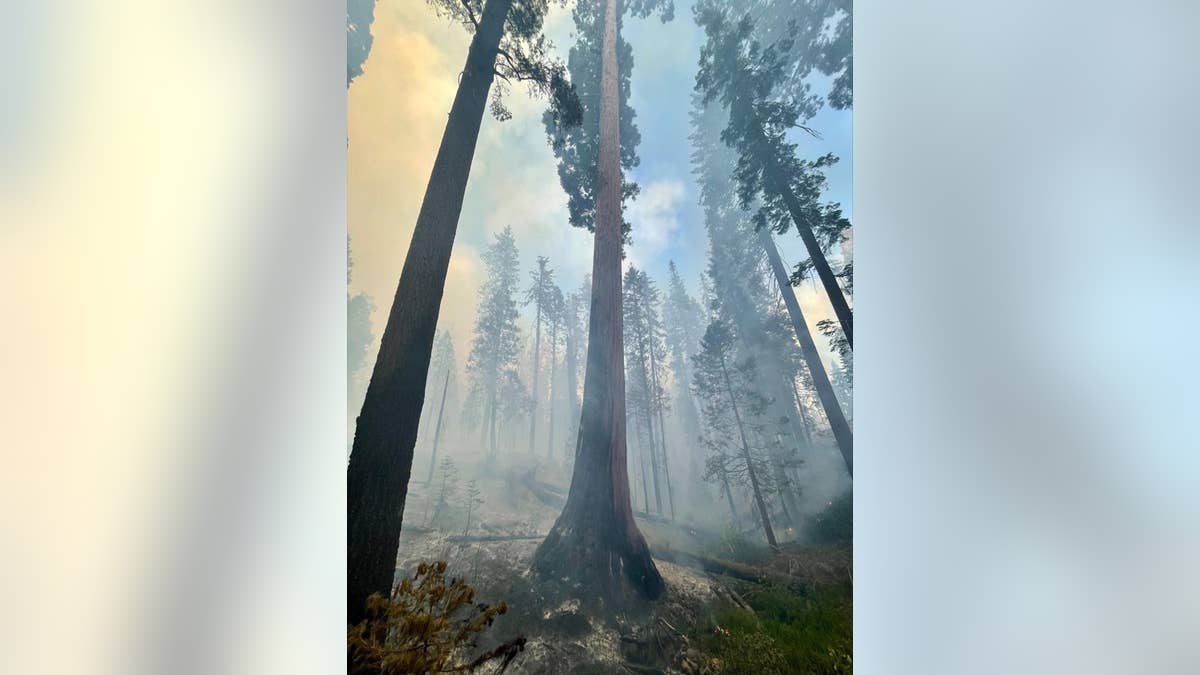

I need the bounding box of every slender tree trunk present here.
[769,435,797,527]
[547,322,558,458]
[718,355,779,551]
[425,370,451,485]
[721,466,739,522]
[648,337,675,520]
[789,375,815,445]
[529,303,542,454]
[532,0,663,600]
[636,340,664,514]
[755,124,853,348]
[677,380,704,503]
[759,228,853,475]
[635,420,651,512]
[346,0,512,626]
[488,395,498,458]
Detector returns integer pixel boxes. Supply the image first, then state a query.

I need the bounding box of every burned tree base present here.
[532,515,666,612]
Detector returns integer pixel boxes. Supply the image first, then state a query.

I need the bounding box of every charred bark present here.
[346,0,512,627]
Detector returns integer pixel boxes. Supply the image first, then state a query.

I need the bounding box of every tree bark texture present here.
[347,0,513,626]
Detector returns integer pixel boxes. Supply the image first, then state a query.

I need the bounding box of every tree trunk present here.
[756,125,853,348]
[547,321,558,458]
[532,0,663,601]
[529,302,542,454]
[346,0,512,627]
[425,370,451,485]
[718,355,779,551]
[488,394,498,458]
[635,339,664,514]
[759,228,853,475]
[721,466,739,522]
[647,335,675,520]
[565,304,580,460]
[786,372,814,446]
[635,421,651,512]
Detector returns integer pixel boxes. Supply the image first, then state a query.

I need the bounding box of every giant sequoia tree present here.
[347,0,583,624]
[695,5,852,347]
[533,0,674,601]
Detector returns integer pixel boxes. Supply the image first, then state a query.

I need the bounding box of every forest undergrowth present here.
[353,469,852,674]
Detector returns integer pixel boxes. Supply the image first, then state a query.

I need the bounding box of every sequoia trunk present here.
[531,0,664,600]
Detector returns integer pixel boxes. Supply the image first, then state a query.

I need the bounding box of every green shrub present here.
[807,492,852,546]
[697,581,852,674]
[707,618,788,674]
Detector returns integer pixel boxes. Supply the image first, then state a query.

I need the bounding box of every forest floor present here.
[398,453,853,674]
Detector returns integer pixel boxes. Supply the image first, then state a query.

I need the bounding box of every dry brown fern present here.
[348,561,526,674]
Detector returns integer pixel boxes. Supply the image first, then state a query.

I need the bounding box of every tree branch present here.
[459,0,479,29]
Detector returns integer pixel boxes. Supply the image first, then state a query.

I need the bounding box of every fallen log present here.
[517,471,567,508]
[648,546,802,587]
[445,534,545,544]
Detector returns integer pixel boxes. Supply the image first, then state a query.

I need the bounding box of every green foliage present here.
[662,261,705,384]
[427,0,582,127]
[348,561,526,674]
[707,621,788,674]
[543,0,642,237]
[806,491,852,546]
[697,581,852,675]
[694,5,849,273]
[465,227,525,436]
[623,267,671,424]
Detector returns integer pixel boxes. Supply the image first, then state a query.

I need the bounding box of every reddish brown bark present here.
[532,0,663,601]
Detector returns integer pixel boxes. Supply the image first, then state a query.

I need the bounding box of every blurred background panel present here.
[0,1,344,673]
[856,0,1200,673]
